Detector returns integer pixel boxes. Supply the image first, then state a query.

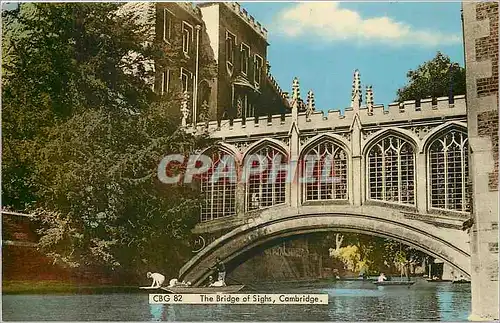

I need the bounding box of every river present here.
[2,279,471,321]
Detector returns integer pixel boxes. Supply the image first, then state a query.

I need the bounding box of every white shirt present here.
[168,278,178,287]
[210,280,224,287]
[151,273,165,285]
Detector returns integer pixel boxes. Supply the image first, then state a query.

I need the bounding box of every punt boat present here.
[426,279,453,283]
[373,281,415,286]
[140,285,245,294]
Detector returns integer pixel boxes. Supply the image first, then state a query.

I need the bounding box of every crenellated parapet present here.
[223,2,268,40]
[265,69,290,108]
[192,69,467,139]
[178,2,202,19]
[193,94,466,139]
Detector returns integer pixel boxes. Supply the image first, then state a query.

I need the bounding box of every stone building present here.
[123,2,289,124]
[154,3,206,122]
[462,2,499,321]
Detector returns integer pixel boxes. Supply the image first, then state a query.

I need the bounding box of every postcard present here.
[2,1,498,322]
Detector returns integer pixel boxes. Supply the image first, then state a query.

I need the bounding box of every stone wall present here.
[462,2,499,320]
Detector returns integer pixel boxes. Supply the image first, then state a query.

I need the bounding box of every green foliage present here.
[396,52,466,102]
[336,245,362,272]
[324,233,426,275]
[2,3,214,279]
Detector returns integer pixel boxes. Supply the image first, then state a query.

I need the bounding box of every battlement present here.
[194,95,466,139]
[222,2,268,40]
[266,70,291,107]
[178,2,202,19]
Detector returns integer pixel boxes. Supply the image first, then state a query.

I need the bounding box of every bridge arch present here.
[180,209,470,285]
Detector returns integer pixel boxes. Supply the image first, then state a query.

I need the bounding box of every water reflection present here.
[2,279,471,321]
[149,304,164,321]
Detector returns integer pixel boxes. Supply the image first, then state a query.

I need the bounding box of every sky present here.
[240,1,465,112]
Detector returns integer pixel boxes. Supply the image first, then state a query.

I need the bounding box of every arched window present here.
[367,135,415,205]
[428,129,470,212]
[200,149,237,222]
[245,145,287,211]
[302,140,348,202]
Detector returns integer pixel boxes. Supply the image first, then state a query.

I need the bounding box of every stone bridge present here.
[180,205,470,285]
[179,72,471,286]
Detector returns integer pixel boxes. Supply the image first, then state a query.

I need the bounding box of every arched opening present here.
[199,148,237,222]
[180,212,470,285]
[366,134,416,206]
[427,128,470,213]
[244,144,288,211]
[300,139,348,202]
[227,232,447,284]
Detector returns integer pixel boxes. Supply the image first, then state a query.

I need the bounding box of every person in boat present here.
[210,257,226,285]
[358,268,367,280]
[210,278,225,287]
[377,273,387,283]
[147,272,165,288]
[206,276,214,287]
[168,278,178,287]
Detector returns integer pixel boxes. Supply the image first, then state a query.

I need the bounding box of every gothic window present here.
[428,129,470,212]
[254,54,263,85]
[367,135,415,205]
[245,145,287,211]
[200,149,237,222]
[238,94,254,118]
[245,99,255,118]
[240,43,250,75]
[182,22,193,55]
[180,68,192,93]
[302,140,348,202]
[161,69,170,95]
[163,9,172,42]
[225,31,236,66]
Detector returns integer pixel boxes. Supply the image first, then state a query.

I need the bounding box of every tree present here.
[2,3,215,279]
[2,3,158,210]
[396,52,466,102]
[34,102,211,278]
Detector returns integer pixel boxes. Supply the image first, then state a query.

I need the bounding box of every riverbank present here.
[2,280,139,295]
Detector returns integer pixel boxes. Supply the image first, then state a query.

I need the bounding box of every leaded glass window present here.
[302,140,348,201]
[429,130,470,212]
[368,135,415,205]
[245,146,287,211]
[200,150,237,222]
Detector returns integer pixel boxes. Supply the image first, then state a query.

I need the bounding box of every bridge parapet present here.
[194,95,466,138]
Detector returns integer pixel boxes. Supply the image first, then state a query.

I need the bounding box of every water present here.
[2,279,471,321]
